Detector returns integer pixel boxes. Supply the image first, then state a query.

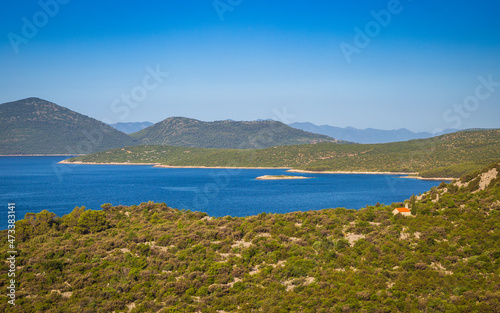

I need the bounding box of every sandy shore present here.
[1,154,84,157]
[58,160,161,166]
[287,169,419,175]
[256,175,312,180]
[155,165,290,169]
[58,160,288,169]
[400,176,455,181]
[288,169,455,181]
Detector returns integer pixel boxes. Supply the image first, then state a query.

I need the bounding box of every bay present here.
[0,156,446,229]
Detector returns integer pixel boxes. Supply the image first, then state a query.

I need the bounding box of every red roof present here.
[396,208,411,212]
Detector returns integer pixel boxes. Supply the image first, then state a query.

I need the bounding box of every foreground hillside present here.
[0,98,135,155]
[1,161,499,312]
[66,129,500,178]
[130,117,342,149]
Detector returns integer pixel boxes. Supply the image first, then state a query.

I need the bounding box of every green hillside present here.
[66,129,500,178]
[0,98,135,154]
[130,117,343,149]
[2,161,499,312]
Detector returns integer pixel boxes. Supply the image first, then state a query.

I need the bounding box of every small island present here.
[255,175,312,180]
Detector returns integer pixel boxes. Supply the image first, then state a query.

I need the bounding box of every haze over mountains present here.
[0,98,340,154]
[289,122,458,144]
[112,120,460,144]
[109,122,153,134]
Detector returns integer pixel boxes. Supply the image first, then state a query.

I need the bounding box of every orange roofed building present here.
[392,207,412,216]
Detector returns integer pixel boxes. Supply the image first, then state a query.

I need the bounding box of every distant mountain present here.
[0,98,135,154]
[109,122,153,134]
[130,117,342,149]
[288,122,458,144]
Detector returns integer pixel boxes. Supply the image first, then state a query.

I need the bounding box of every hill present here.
[289,122,459,144]
[2,161,499,312]
[109,122,154,134]
[130,117,342,149]
[66,129,500,178]
[0,98,135,155]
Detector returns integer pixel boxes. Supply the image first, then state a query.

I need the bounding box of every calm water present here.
[0,156,446,229]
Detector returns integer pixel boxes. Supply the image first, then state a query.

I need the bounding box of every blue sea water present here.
[0,156,447,229]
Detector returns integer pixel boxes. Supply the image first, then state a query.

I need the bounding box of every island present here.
[255,175,312,180]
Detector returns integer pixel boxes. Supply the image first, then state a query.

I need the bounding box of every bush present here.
[76,210,109,234]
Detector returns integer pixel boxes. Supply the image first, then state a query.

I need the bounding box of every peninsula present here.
[62,129,500,179]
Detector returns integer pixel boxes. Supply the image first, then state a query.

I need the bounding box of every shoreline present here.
[256,175,312,180]
[154,165,290,169]
[57,160,456,181]
[1,154,84,157]
[58,160,162,166]
[287,169,418,175]
[58,160,289,169]
[400,175,455,181]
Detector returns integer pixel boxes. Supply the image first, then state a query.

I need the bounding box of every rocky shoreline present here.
[255,175,312,180]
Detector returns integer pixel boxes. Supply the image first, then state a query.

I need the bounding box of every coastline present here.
[288,169,455,181]
[58,160,289,169]
[287,169,419,175]
[58,160,161,166]
[1,154,84,157]
[154,165,290,169]
[400,175,455,181]
[256,175,312,180]
[57,160,456,181]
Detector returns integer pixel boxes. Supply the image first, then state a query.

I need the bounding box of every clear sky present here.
[1,1,499,132]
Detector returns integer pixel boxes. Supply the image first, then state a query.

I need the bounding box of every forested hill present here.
[129,117,343,149]
[1,161,499,312]
[67,129,500,178]
[0,98,135,154]
[0,98,343,154]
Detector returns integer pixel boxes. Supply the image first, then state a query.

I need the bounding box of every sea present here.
[0,156,448,229]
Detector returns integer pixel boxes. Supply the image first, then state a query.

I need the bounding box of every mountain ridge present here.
[0,98,347,154]
[0,97,135,154]
[130,116,344,149]
[289,122,459,144]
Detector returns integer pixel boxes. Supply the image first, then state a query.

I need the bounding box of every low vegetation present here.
[1,161,500,312]
[67,129,500,178]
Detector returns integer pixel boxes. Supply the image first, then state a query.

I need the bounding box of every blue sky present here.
[1,1,499,132]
